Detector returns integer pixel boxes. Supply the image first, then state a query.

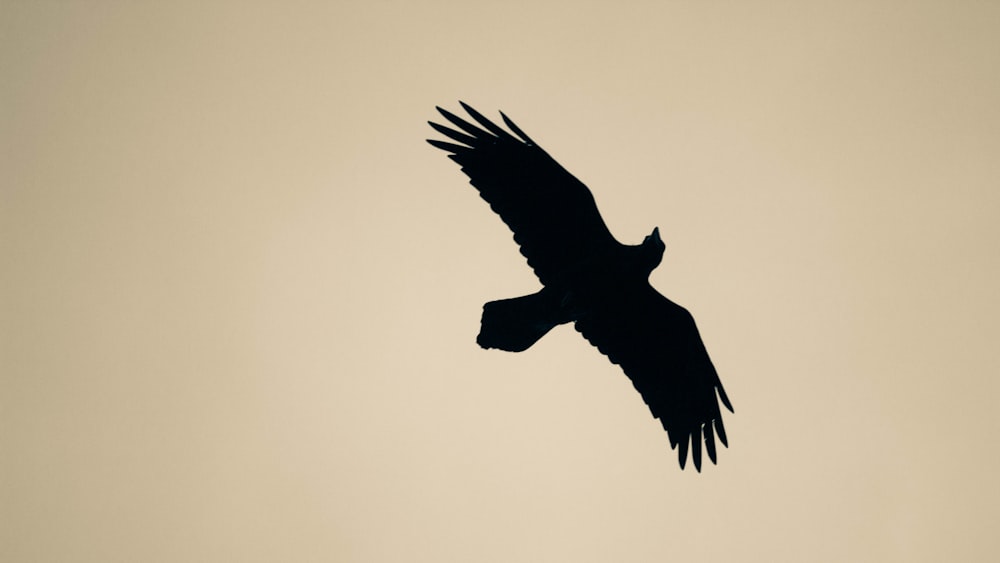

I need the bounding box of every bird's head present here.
[640,227,665,273]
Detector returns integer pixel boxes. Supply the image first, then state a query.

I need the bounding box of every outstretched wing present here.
[574,283,734,471]
[427,102,621,286]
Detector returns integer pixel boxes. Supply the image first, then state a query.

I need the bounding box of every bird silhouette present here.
[428,103,733,471]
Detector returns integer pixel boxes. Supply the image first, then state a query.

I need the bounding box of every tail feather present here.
[477,290,568,352]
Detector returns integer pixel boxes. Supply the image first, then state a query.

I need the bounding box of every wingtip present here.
[426,138,468,153]
[718,384,734,413]
[691,430,703,472]
[715,416,729,448]
[499,110,536,145]
[677,435,689,470]
[435,105,457,119]
[704,424,718,464]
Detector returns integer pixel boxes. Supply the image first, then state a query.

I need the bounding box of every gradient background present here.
[4,2,999,561]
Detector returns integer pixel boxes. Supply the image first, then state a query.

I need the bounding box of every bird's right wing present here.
[427,102,622,286]
[574,283,734,471]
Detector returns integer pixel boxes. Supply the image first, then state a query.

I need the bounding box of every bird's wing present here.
[427,102,622,286]
[574,283,734,471]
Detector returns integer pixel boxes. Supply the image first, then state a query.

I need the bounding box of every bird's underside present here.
[427,102,733,471]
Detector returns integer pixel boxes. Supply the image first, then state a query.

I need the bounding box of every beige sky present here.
[4,1,1000,561]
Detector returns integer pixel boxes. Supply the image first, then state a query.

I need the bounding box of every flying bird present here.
[427,103,733,471]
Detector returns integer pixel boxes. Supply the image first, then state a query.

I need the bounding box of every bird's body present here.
[428,103,733,471]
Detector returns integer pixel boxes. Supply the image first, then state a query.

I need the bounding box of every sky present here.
[3,1,1000,561]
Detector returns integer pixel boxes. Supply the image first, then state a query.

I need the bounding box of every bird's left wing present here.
[427,102,622,286]
[574,283,734,471]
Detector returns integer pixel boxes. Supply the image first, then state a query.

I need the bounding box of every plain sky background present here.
[4,1,999,561]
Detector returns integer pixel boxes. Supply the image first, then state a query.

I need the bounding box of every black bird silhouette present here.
[427,103,733,471]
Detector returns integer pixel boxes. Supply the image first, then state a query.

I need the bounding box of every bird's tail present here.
[477,290,569,352]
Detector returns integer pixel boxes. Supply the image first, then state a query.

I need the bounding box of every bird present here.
[427,102,733,471]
